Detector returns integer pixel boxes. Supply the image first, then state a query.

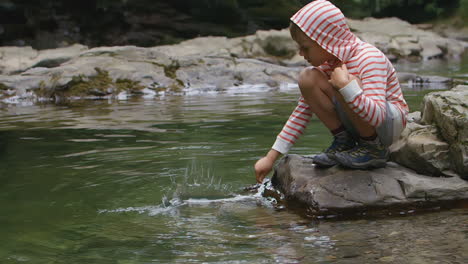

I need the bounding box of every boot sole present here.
[312,157,337,168]
[337,158,387,169]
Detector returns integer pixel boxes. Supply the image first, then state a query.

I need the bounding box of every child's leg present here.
[333,94,390,169]
[334,91,377,138]
[298,68,389,169]
[299,68,376,137]
[297,68,341,131]
[297,68,355,167]
[298,67,375,137]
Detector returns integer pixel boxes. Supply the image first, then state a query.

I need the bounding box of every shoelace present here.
[326,138,344,152]
[348,146,369,157]
[325,137,353,153]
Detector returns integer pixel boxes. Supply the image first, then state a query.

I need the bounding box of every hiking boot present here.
[334,138,389,169]
[313,131,355,168]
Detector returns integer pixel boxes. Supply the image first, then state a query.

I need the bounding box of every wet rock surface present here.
[271,154,468,215]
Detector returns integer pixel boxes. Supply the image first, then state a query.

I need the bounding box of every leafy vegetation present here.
[333,0,460,23]
[1,0,466,48]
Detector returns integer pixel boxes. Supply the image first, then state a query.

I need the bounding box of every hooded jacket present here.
[272,0,409,154]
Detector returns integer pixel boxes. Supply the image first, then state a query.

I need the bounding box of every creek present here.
[0,56,467,263]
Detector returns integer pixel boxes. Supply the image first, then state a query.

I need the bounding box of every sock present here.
[360,133,381,144]
[360,133,378,141]
[331,125,345,136]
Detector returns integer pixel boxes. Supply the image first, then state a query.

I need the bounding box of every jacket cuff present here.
[338,79,362,102]
[272,138,291,154]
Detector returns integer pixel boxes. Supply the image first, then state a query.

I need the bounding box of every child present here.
[255,0,408,183]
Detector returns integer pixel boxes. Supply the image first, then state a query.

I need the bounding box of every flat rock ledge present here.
[0,17,466,104]
[271,154,468,217]
[271,86,468,217]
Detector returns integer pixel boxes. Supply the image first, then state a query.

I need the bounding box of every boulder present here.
[271,154,468,215]
[271,86,468,216]
[347,17,466,61]
[0,44,88,75]
[390,121,455,177]
[0,46,38,74]
[391,85,468,179]
[421,85,468,177]
[0,44,301,102]
[407,75,453,90]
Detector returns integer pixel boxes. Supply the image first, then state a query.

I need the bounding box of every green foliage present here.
[238,0,303,28]
[4,0,466,49]
[458,0,468,25]
[169,0,304,32]
[333,0,460,23]
[91,0,465,24]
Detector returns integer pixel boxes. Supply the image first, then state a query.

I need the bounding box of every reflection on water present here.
[0,78,467,263]
[394,51,468,78]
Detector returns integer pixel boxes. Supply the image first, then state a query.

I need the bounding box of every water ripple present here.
[59,146,155,158]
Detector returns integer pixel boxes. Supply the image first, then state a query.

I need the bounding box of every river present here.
[0,56,467,263]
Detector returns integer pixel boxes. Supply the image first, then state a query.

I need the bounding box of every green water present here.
[1,58,468,263]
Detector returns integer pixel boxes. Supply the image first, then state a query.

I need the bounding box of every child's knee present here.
[298,68,328,90]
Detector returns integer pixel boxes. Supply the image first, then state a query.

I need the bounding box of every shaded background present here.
[0,0,466,49]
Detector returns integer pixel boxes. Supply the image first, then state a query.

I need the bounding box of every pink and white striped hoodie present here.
[272,0,409,154]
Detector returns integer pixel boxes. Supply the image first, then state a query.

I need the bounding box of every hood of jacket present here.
[290,0,362,63]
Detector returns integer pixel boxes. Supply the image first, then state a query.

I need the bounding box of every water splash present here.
[99,163,280,216]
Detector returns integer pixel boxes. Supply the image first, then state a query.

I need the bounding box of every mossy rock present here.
[263,39,296,58]
[37,68,145,100]
[115,79,145,93]
[59,68,114,97]
[151,60,184,86]
[0,83,9,91]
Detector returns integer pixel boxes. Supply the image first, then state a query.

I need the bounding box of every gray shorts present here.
[334,99,404,147]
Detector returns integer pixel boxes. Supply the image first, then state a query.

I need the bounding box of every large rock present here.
[0,17,465,103]
[0,44,88,75]
[274,87,468,215]
[391,85,468,179]
[272,154,468,215]
[390,121,455,177]
[347,17,467,61]
[0,44,301,102]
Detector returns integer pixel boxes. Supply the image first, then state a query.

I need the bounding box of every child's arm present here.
[271,97,313,153]
[254,97,313,183]
[330,61,388,128]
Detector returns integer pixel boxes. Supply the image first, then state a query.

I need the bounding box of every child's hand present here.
[254,149,280,183]
[329,64,354,90]
[254,156,275,183]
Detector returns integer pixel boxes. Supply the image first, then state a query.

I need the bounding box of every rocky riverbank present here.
[0,17,466,105]
[2,15,467,218]
[270,85,468,217]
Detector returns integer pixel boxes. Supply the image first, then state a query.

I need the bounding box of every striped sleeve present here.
[339,55,388,127]
[272,96,313,154]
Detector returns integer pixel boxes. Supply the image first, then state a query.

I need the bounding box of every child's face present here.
[294,31,336,67]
